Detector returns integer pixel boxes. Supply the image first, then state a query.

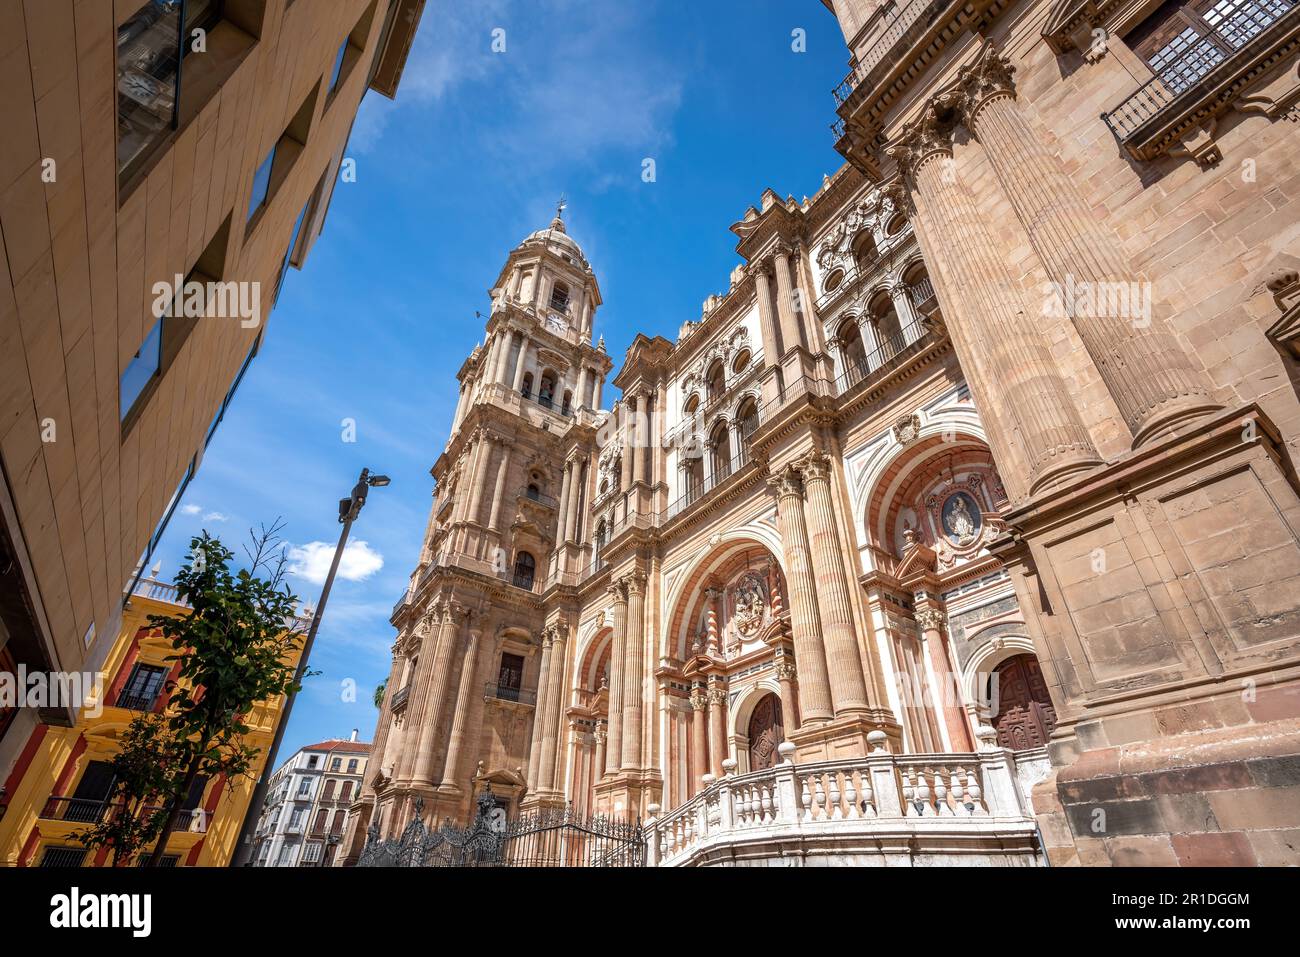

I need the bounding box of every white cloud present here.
[202,511,229,523]
[287,540,385,586]
[180,504,202,515]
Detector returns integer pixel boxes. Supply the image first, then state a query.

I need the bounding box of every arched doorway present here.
[746,692,785,771]
[990,654,1055,750]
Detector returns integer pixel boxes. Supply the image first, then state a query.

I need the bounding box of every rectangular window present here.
[117,662,169,710]
[205,337,260,447]
[330,38,348,91]
[247,147,276,221]
[346,759,358,773]
[497,653,525,701]
[307,755,319,769]
[120,319,163,423]
[40,847,88,868]
[330,757,341,771]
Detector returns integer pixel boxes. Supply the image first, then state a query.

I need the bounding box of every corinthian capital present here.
[886,95,960,182]
[800,451,831,483]
[915,608,947,633]
[957,46,1017,124]
[607,580,627,604]
[765,464,803,500]
[622,572,647,597]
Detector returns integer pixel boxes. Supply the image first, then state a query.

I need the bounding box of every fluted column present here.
[620,409,635,491]
[555,460,573,547]
[564,460,583,542]
[773,244,803,357]
[593,721,607,779]
[799,452,870,715]
[605,582,627,775]
[539,626,568,790]
[620,574,647,770]
[511,335,530,391]
[640,390,655,485]
[493,331,513,384]
[527,635,553,790]
[630,397,646,487]
[889,282,920,336]
[775,653,800,733]
[393,620,436,784]
[959,49,1217,447]
[767,466,833,722]
[890,109,1101,494]
[915,608,973,752]
[439,627,482,790]
[753,264,783,371]
[487,444,512,532]
[707,675,727,777]
[410,604,461,787]
[592,376,603,410]
[576,367,590,410]
[689,684,708,791]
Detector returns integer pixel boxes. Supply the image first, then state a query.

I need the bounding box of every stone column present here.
[915,608,973,752]
[493,331,513,385]
[527,634,552,791]
[540,626,568,790]
[411,604,461,787]
[393,619,438,784]
[511,335,530,391]
[889,281,920,338]
[959,49,1217,447]
[592,375,603,410]
[605,582,627,774]
[690,684,708,791]
[890,108,1101,495]
[576,367,590,410]
[556,459,574,544]
[508,268,523,300]
[465,433,493,526]
[776,654,800,733]
[707,676,727,777]
[753,264,784,374]
[565,460,583,542]
[620,574,647,770]
[580,296,593,338]
[452,381,469,430]
[487,445,512,532]
[630,397,646,487]
[620,408,635,491]
[800,452,870,715]
[593,720,607,779]
[773,244,803,357]
[439,627,482,790]
[767,466,833,723]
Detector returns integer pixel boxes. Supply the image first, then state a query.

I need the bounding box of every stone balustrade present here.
[646,740,1042,867]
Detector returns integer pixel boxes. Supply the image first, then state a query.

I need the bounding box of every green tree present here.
[373,678,387,709]
[72,713,188,866]
[138,526,307,865]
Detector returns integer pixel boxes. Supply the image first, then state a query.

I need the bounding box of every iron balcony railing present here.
[114,689,160,712]
[485,682,537,706]
[390,685,411,712]
[834,320,931,394]
[520,486,559,509]
[667,448,756,520]
[832,0,956,107]
[41,795,112,824]
[1103,0,1295,141]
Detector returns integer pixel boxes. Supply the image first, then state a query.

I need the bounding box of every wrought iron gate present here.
[357,789,645,868]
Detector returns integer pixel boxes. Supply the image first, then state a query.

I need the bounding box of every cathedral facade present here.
[342,0,1300,866]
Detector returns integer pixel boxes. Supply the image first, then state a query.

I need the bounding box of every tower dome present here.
[520,200,586,263]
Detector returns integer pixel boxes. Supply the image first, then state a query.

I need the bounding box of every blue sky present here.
[150,0,849,763]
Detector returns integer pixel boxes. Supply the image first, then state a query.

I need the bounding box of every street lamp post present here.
[232,467,390,866]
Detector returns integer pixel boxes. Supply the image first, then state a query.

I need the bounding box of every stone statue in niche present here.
[941,491,981,546]
[731,573,767,638]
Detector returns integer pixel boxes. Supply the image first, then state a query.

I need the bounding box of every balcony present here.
[390,685,411,712]
[519,486,559,509]
[834,320,932,395]
[1102,0,1298,166]
[646,743,1041,867]
[484,681,537,707]
[41,796,113,824]
[114,689,160,712]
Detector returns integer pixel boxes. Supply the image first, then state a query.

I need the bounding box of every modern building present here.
[0,0,426,787]
[252,732,369,867]
[0,576,307,866]
[344,0,1300,867]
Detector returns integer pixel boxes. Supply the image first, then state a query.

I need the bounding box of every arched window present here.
[527,483,541,500]
[736,397,759,461]
[512,551,536,590]
[869,290,902,359]
[595,519,608,552]
[706,360,725,401]
[684,454,705,505]
[538,372,556,409]
[711,420,732,482]
[838,318,869,384]
[684,393,700,418]
[902,263,936,320]
[521,372,534,399]
[732,349,751,376]
[549,281,571,314]
[852,231,877,271]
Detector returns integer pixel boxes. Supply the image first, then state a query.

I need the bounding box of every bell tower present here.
[380,209,613,828]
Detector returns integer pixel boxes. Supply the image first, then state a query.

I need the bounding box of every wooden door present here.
[991,654,1056,750]
[747,693,785,771]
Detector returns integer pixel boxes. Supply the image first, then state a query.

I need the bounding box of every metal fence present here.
[357,790,644,868]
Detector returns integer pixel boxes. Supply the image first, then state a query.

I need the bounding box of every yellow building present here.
[0,577,306,867]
